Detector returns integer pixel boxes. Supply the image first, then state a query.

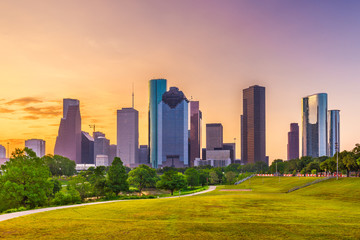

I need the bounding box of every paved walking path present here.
[0,186,216,223]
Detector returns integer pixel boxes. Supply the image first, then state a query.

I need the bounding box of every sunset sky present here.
[1,0,360,162]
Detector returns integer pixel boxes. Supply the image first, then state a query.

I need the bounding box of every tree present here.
[107,157,129,195]
[68,175,92,201]
[198,169,209,186]
[156,170,187,195]
[209,170,219,185]
[305,162,320,174]
[43,155,76,176]
[89,166,107,198]
[225,171,237,184]
[341,151,358,177]
[127,164,158,194]
[0,148,53,211]
[184,168,199,189]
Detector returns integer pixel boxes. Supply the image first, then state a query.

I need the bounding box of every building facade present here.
[109,144,117,165]
[54,98,82,163]
[25,139,45,158]
[189,101,202,167]
[81,132,94,164]
[149,79,167,168]
[158,87,189,168]
[223,143,236,163]
[328,110,340,157]
[0,145,6,158]
[241,85,266,164]
[117,108,139,167]
[302,93,328,158]
[138,145,149,164]
[287,123,299,160]
[94,133,110,162]
[206,123,223,150]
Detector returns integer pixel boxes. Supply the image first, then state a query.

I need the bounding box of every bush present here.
[52,190,81,206]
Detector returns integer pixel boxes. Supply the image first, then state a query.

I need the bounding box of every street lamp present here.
[336,142,339,180]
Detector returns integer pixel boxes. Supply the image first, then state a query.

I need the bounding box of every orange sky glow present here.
[1,1,360,163]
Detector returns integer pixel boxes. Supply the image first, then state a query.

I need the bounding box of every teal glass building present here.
[149,79,167,168]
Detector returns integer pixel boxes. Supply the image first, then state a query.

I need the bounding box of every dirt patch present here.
[220,189,252,192]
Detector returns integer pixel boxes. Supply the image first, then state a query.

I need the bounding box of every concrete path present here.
[0,186,216,223]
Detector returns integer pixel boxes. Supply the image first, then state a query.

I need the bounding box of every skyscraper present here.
[149,79,167,168]
[54,99,82,163]
[81,131,94,164]
[328,110,340,157]
[241,85,266,164]
[94,133,110,162]
[206,123,223,150]
[117,108,139,167]
[25,139,45,157]
[302,93,328,158]
[189,101,202,166]
[0,145,6,158]
[158,87,189,168]
[287,123,299,160]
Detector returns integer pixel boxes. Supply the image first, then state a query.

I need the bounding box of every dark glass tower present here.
[328,110,340,157]
[81,131,94,164]
[241,85,266,164]
[54,99,82,164]
[149,79,167,168]
[287,123,299,160]
[190,101,202,166]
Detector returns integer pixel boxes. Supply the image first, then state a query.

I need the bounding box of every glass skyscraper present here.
[149,79,167,168]
[328,110,340,157]
[241,85,266,164]
[158,87,189,167]
[302,93,328,158]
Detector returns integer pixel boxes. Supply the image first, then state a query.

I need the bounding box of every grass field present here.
[0,177,359,239]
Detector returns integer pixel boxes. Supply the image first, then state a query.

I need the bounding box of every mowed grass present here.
[1,177,359,240]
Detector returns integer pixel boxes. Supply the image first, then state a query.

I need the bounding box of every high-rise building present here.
[94,133,110,161]
[328,110,340,157]
[54,99,82,163]
[138,145,149,164]
[158,87,189,168]
[302,93,328,158]
[117,108,139,167]
[189,101,202,167]
[287,123,299,160]
[149,79,167,168]
[241,85,266,164]
[109,144,117,165]
[206,123,223,150]
[25,139,45,158]
[81,132,94,164]
[223,143,235,163]
[0,145,6,158]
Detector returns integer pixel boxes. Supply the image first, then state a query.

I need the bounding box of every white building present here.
[25,139,45,157]
[0,144,6,158]
[95,155,109,167]
[117,108,139,167]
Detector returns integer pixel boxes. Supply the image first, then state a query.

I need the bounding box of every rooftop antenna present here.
[132,82,135,108]
[89,124,96,135]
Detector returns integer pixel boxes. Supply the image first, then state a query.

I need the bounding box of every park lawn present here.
[0,177,359,240]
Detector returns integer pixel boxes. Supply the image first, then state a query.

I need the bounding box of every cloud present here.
[22,115,40,120]
[23,106,62,118]
[6,97,43,105]
[0,107,15,113]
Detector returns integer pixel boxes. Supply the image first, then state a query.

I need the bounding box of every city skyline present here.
[1,1,359,163]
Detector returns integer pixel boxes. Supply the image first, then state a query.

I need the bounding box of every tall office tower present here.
[109,144,117,165]
[189,101,202,167]
[0,145,6,158]
[149,79,167,168]
[287,123,299,160]
[206,124,223,150]
[25,139,45,157]
[54,99,82,163]
[158,87,189,168]
[81,132,94,164]
[93,131,105,139]
[117,108,139,167]
[138,145,149,164]
[328,110,340,157]
[94,133,110,161]
[302,93,328,158]
[241,85,266,164]
[223,143,235,163]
